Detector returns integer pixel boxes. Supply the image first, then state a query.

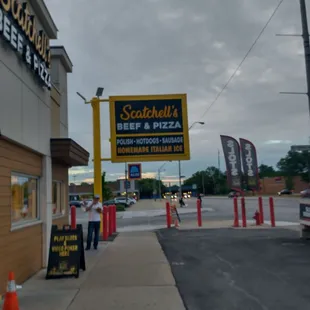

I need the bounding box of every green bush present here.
[116,204,126,212]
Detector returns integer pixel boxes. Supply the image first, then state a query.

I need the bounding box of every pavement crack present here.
[216,254,235,269]
[66,288,80,310]
[229,282,269,310]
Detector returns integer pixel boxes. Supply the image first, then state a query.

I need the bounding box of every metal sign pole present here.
[125,162,128,201]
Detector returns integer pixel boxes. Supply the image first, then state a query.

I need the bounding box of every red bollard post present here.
[166,201,171,228]
[70,205,76,229]
[269,197,276,227]
[112,205,117,233]
[258,196,264,224]
[197,199,202,227]
[103,206,109,241]
[110,205,114,234]
[233,197,239,227]
[241,197,247,227]
[107,206,111,236]
[109,206,113,236]
[115,204,117,232]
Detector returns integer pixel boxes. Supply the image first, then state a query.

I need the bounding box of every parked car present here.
[171,195,178,201]
[228,191,241,198]
[130,197,137,204]
[115,197,136,205]
[69,200,82,208]
[300,188,310,198]
[277,189,292,196]
[103,199,129,208]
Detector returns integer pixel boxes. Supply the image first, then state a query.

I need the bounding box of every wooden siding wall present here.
[52,163,69,228]
[0,138,42,294]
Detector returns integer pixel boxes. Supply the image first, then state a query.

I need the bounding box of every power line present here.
[158,0,284,173]
[195,0,284,123]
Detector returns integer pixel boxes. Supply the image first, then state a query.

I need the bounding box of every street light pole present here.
[77,88,107,199]
[158,163,166,200]
[177,121,205,198]
[92,97,102,198]
[178,160,182,199]
[158,170,161,200]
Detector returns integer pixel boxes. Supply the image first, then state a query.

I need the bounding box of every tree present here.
[101,172,112,201]
[277,150,310,182]
[138,178,166,198]
[285,176,294,190]
[80,182,91,186]
[184,166,227,195]
[258,164,279,178]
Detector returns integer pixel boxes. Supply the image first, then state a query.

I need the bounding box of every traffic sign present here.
[128,163,142,180]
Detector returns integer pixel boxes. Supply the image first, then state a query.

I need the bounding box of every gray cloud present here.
[45,0,310,183]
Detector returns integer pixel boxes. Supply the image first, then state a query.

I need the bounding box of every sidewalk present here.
[16,232,185,310]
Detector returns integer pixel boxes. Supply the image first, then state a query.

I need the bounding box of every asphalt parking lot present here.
[156,228,310,310]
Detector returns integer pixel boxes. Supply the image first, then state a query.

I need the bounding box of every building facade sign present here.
[0,1,51,89]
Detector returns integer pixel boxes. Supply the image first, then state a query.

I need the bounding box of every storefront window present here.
[11,173,39,226]
[52,181,64,216]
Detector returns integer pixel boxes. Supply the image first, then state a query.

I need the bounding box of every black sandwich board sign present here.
[46,224,86,279]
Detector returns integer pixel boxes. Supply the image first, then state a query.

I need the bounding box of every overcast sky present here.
[45,0,310,185]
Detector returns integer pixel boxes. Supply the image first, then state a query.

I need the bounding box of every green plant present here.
[101,172,113,200]
[285,176,294,190]
[116,204,126,212]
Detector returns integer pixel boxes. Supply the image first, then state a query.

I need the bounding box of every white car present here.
[115,197,136,205]
[128,197,137,204]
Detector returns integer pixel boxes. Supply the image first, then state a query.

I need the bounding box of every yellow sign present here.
[109,94,190,163]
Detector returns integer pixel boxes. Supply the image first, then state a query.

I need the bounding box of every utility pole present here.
[300,0,310,181]
[277,1,310,183]
[300,0,310,119]
[218,149,220,171]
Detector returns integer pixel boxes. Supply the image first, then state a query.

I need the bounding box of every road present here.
[203,196,300,223]
[74,196,300,233]
[156,227,310,309]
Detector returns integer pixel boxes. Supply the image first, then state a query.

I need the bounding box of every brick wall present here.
[260,176,308,194]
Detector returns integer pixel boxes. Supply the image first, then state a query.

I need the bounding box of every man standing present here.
[85,194,103,250]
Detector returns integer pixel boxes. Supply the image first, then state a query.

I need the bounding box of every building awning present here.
[50,138,89,167]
